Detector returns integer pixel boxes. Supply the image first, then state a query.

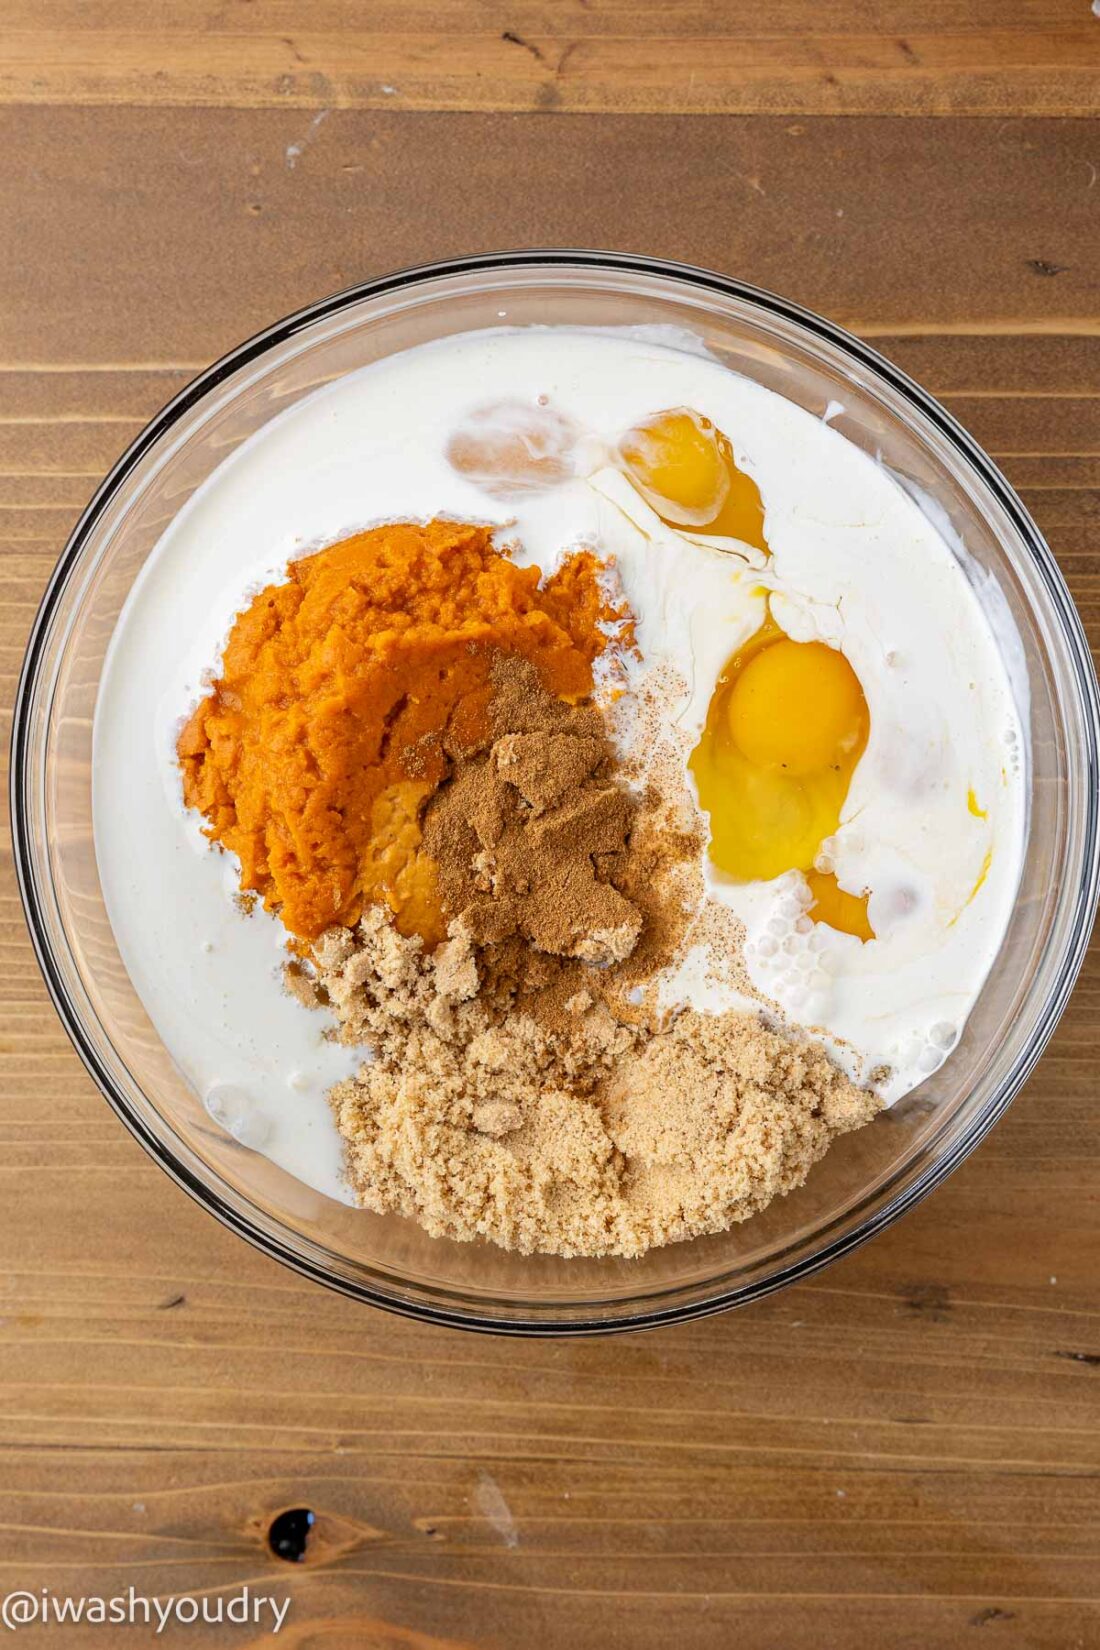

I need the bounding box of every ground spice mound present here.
[177,521,615,943]
[293,654,881,1259]
[422,655,643,966]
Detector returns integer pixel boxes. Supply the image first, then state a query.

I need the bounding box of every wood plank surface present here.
[1,18,1098,1650]
[2,0,1099,116]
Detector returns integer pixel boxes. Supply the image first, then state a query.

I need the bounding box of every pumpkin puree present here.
[178,520,614,944]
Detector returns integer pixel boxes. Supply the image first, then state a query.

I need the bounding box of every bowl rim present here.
[11,248,1100,1336]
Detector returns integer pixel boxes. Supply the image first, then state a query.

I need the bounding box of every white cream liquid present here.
[93,327,1028,1200]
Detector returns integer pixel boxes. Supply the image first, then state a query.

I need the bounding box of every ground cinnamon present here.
[422,655,642,966]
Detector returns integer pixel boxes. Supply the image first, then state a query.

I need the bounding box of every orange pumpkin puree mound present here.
[177,519,616,945]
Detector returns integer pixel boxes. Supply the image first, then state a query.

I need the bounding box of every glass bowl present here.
[12,252,1100,1335]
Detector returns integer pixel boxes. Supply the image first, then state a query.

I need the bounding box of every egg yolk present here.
[805,868,874,943]
[618,408,768,552]
[727,637,866,776]
[690,618,875,940]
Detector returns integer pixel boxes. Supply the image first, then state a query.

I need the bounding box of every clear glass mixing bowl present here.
[12,253,1100,1334]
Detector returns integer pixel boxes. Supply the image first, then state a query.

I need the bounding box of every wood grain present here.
[2,109,1098,367]
[3,0,1099,116]
[1,21,1098,1650]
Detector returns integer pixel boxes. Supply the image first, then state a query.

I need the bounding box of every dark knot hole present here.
[268,1506,315,1563]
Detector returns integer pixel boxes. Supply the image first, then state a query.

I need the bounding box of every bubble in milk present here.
[783,871,812,906]
[204,1082,271,1149]
[231,1110,272,1148]
[446,399,581,497]
[878,881,921,923]
[815,836,838,875]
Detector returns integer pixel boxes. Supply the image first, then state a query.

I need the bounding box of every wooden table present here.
[2,5,1098,1645]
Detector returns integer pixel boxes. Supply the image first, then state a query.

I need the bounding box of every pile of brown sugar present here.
[318,911,878,1257]
[291,655,881,1258]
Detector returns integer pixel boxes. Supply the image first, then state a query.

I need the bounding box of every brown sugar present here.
[300,656,881,1259]
[321,911,879,1258]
